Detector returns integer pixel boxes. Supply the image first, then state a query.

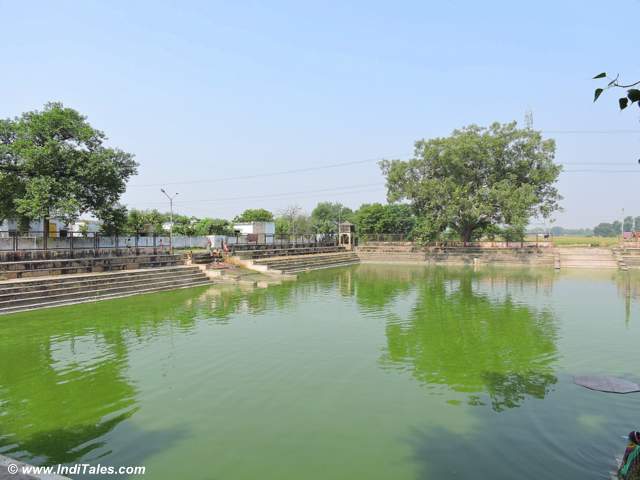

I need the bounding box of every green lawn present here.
[550,236,619,247]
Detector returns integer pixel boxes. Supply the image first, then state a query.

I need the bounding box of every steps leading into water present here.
[555,248,619,269]
[615,247,640,270]
[234,245,343,260]
[0,266,211,315]
[251,251,360,274]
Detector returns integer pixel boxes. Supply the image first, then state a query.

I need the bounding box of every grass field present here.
[526,235,620,247]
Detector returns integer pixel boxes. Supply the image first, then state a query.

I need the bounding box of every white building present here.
[70,219,102,234]
[233,221,275,244]
[0,218,69,235]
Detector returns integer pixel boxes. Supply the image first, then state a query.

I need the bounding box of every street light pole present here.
[337,205,342,246]
[160,188,179,254]
[621,207,625,245]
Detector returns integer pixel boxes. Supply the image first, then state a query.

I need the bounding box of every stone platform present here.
[0,265,211,315]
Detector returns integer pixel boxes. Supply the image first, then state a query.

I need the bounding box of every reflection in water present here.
[616,272,640,326]
[355,266,559,412]
[0,287,214,465]
[1,265,638,477]
[0,279,320,466]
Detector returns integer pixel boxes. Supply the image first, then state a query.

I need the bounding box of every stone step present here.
[255,252,360,273]
[0,279,212,315]
[0,270,202,301]
[557,256,616,261]
[558,253,616,258]
[263,256,358,269]
[0,266,199,293]
[280,259,361,273]
[255,257,356,269]
[253,251,354,263]
[259,255,358,268]
[0,274,208,309]
[0,259,184,280]
[560,264,619,269]
[236,246,343,259]
[359,255,426,261]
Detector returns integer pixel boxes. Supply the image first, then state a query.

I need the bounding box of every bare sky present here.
[3,0,639,228]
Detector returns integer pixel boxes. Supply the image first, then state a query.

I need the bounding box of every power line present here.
[541,129,639,134]
[128,157,639,188]
[562,169,640,173]
[131,182,386,206]
[125,132,640,189]
[561,162,639,165]
[129,154,408,188]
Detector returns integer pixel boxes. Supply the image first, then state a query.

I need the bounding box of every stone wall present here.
[0,247,164,263]
[356,243,555,268]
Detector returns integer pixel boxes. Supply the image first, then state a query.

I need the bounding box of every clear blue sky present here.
[2,0,639,228]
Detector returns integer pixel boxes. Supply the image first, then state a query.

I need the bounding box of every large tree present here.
[310,202,353,234]
[275,205,312,236]
[193,218,234,236]
[0,102,137,233]
[354,203,415,235]
[380,122,562,243]
[233,208,274,223]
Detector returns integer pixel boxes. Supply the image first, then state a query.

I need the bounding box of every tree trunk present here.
[461,225,474,246]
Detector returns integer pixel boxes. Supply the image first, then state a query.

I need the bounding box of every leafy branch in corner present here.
[593,72,640,110]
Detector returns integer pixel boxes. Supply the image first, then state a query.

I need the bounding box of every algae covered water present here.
[1,264,639,479]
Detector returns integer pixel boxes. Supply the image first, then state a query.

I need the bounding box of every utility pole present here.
[160,188,179,254]
[621,207,625,244]
[337,205,342,245]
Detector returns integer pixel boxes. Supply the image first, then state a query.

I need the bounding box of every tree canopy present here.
[233,208,274,223]
[310,202,353,234]
[380,122,562,243]
[0,102,137,229]
[275,205,312,236]
[353,203,415,235]
[191,217,234,236]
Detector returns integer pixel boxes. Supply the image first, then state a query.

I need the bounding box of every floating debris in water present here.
[574,376,640,394]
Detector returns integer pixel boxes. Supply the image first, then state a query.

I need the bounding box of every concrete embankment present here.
[357,243,555,268]
[357,242,640,270]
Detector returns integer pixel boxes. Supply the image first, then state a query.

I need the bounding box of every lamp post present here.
[621,207,625,244]
[160,189,179,254]
[337,205,342,246]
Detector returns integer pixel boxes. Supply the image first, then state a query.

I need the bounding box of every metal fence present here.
[228,233,337,251]
[0,231,337,253]
[358,233,411,243]
[0,231,210,253]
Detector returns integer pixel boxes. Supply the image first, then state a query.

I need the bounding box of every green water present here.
[1,265,639,479]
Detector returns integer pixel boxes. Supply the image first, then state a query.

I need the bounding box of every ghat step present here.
[556,248,619,269]
[251,252,360,274]
[0,266,211,315]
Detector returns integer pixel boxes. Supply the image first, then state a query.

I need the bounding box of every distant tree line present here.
[2,105,563,244]
[593,216,640,237]
[113,209,235,236]
[528,216,640,238]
